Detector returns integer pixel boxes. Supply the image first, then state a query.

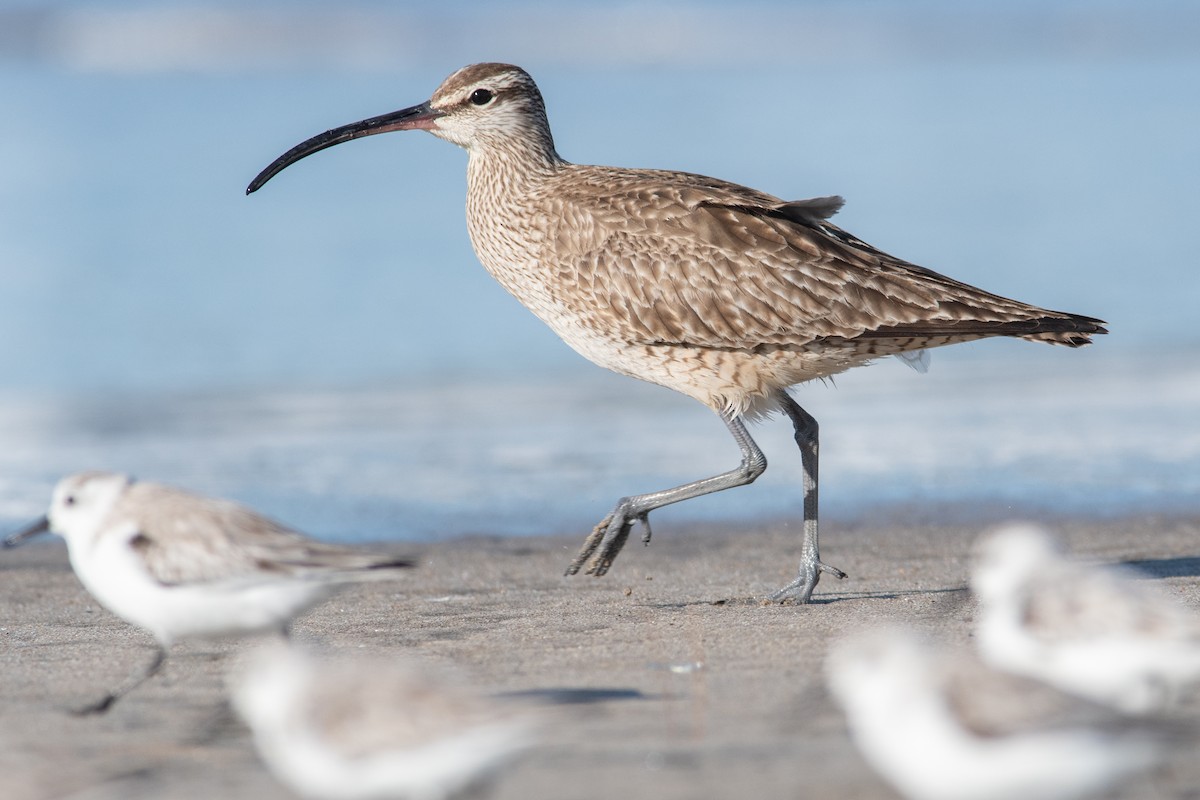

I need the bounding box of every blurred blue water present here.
[0,1,1197,537]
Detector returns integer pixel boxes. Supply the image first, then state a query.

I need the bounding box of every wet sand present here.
[3,514,1199,800]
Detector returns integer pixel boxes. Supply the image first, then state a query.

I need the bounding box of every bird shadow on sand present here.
[643,585,970,609]
[1121,556,1200,579]
[493,687,650,705]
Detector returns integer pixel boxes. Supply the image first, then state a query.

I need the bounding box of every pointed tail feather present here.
[867,313,1108,348]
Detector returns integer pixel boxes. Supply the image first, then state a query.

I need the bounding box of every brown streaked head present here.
[246,63,554,195]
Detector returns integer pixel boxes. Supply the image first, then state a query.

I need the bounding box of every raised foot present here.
[564,506,649,577]
[768,560,847,604]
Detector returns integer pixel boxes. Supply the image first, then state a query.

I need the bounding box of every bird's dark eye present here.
[64,495,76,506]
[469,88,495,106]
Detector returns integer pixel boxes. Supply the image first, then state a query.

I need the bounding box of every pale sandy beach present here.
[3,514,1199,800]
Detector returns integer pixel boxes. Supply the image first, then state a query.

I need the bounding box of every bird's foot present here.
[564,504,649,577]
[564,517,610,576]
[768,559,847,604]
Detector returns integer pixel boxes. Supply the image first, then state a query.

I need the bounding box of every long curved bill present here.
[4,516,50,548]
[246,100,444,195]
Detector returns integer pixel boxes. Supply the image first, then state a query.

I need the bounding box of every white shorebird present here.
[826,626,1174,800]
[971,524,1200,714]
[4,471,413,714]
[233,645,533,800]
[247,63,1106,602]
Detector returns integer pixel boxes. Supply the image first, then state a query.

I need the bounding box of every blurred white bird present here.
[971,524,1200,714]
[3,471,414,714]
[826,626,1174,800]
[233,645,534,800]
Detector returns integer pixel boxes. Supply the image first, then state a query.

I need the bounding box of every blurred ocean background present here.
[0,0,1196,542]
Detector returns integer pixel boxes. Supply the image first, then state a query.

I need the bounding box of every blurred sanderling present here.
[971,523,1200,714]
[4,470,414,714]
[826,626,1175,800]
[233,645,534,800]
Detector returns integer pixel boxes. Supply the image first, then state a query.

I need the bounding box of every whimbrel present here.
[247,63,1106,603]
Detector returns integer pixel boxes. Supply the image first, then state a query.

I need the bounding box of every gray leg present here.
[566,408,767,577]
[768,392,846,603]
[74,646,168,716]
